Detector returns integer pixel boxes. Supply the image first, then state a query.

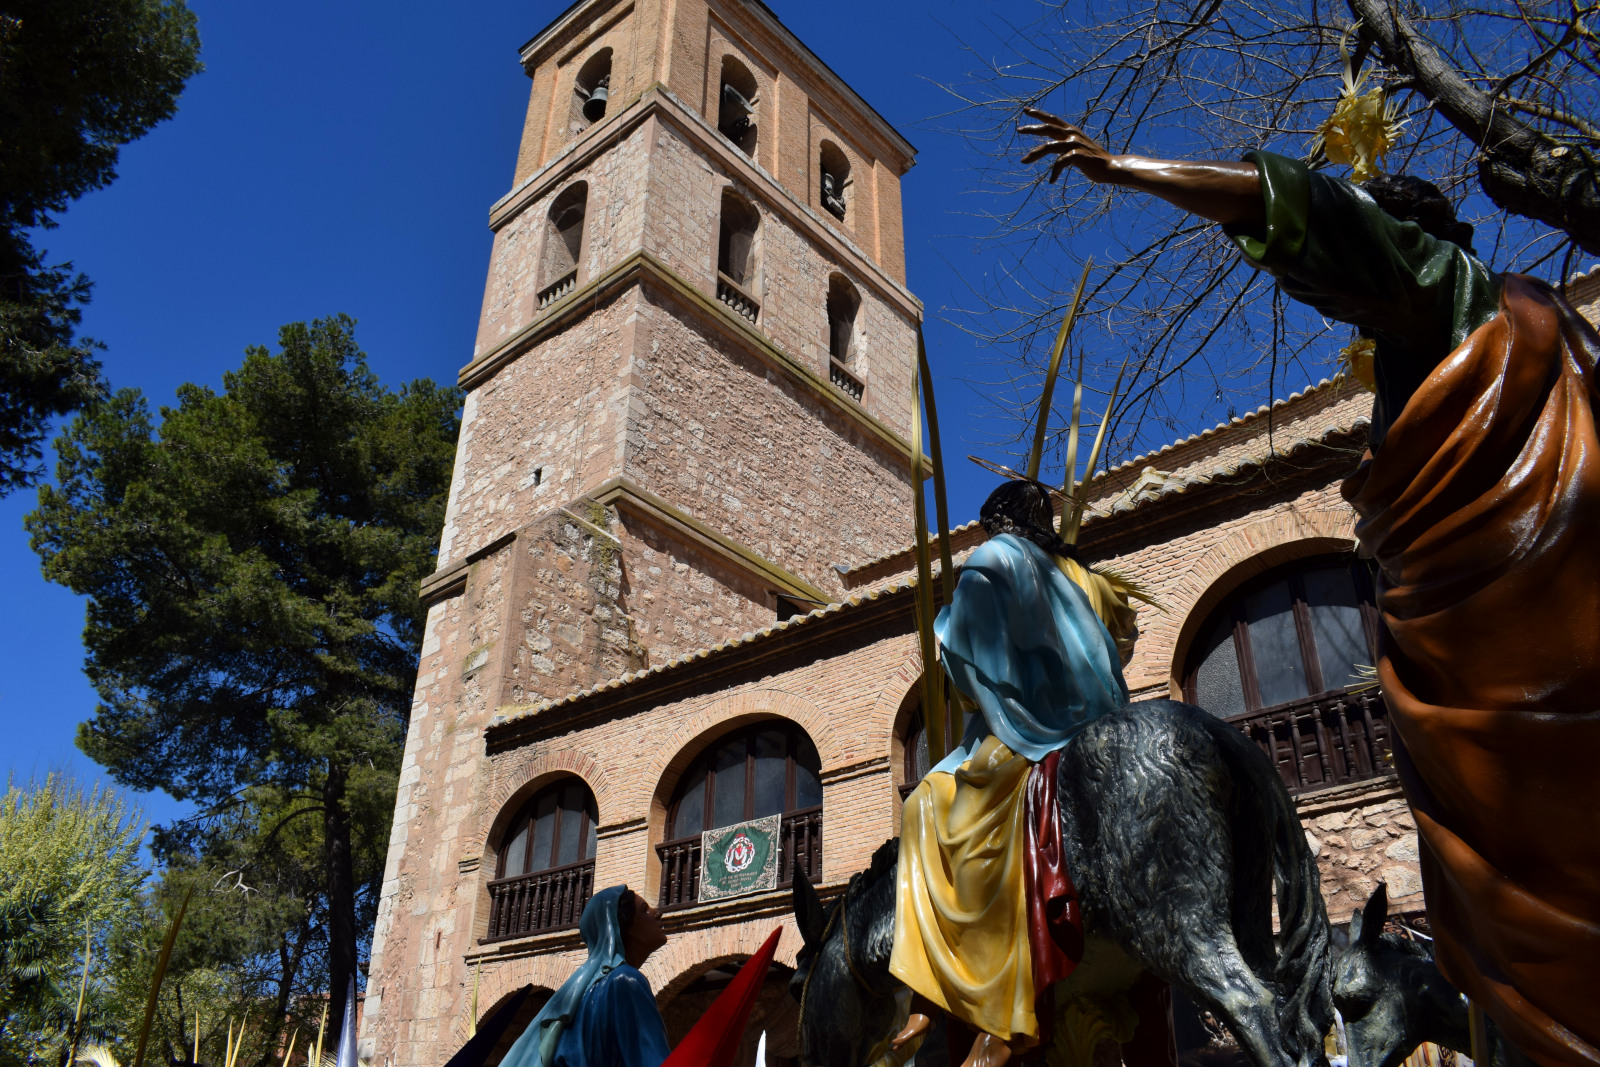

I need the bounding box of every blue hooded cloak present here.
[932,533,1128,772]
[499,886,671,1067]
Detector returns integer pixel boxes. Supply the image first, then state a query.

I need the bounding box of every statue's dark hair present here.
[617,886,636,932]
[978,479,1077,559]
[1361,173,1475,253]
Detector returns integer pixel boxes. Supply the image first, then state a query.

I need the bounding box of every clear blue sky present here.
[0,0,1149,828]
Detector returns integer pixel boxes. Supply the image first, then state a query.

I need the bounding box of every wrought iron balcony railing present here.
[537,269,578,310]
[657,806,822,909]
[484,858,594,942]
[1227,686,1392,797]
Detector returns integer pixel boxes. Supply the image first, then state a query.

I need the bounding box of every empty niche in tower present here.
[819,141,850,221]
[571,48,612,133]
[539,182,586,308]
[716,190,761,323]
[827,274,864,401]
[717,56,758,156]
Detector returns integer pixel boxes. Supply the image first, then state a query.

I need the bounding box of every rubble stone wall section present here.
[1297,777,1424,924]
[364,506,645,1066]
[614,510,783,667]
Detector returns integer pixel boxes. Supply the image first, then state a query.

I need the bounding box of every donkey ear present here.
[1354,882,1389,947]
[793,867,828,947]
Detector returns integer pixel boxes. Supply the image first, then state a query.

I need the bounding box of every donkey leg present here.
[1058,705,1307,1067]
[1163,937,1296,1067]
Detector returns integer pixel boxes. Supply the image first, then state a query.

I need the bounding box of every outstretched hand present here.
[1018,108,1115,184]
[1017,107,1264,227]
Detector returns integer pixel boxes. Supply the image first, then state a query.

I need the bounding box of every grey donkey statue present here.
[1333,884,1532,1067]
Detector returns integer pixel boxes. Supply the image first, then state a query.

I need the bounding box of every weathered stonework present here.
[1297,778,1424,922]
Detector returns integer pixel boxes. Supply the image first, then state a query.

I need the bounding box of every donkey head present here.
[789,847,904,1067]
[1333,884,1470,1067]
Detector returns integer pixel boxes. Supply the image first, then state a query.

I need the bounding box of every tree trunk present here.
[324,763,358,1047]
[1347,0,1600,257]
[260,919,310,1067]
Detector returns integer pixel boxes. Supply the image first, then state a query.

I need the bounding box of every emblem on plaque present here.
[699,813,781,901]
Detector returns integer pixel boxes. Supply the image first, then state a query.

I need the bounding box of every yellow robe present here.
[889,735,1038,1045]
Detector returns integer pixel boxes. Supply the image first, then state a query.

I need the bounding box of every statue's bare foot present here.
[961,1032,1014,1067]
[890,1013,932,1051]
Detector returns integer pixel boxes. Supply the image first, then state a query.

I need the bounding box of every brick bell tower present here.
[362,1,920,1060]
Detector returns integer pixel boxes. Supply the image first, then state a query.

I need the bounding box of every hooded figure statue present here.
[500,886,671,1067]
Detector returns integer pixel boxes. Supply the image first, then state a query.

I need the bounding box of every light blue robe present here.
[931,534,1128,774]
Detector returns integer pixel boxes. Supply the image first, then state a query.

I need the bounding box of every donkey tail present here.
[1204,715,1333,1065]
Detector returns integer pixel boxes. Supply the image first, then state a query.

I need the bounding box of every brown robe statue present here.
[1232,152,1600,1067]
[1019,112,1600,1065]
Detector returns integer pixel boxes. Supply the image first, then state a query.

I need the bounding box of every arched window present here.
[1184,554,1393,795]
[819,141,849,222]
[539,182,586,308]
[658,723,822,907]
[485,778,597,940]
[826,274,864,400]
[716,190,760,323]
[717,56,758,156]
[571,49,612,134]
[1185,555,1377,715]
[826,274,860,363]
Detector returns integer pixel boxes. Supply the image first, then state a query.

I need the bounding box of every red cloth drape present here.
[659,927,781,1067]
[1023,752,1175,1066]
[1023,749,1082,997]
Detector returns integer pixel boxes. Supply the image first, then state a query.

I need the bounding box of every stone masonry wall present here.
[497,506,647,709]
[1297,778,1424,924]
[365,506,646,1064]
[441,296,633,570]
[476,121,655,360]
[624,285,914,584]
[636,119,916,437]
[614,510,781,666]
[508,0,913,284]
[364,542,513,1062]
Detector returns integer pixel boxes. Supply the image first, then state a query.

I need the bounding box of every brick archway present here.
[642,688,837,815]
[477,749,614,859]
[644,915,803,997]
[1148,509,1359,693]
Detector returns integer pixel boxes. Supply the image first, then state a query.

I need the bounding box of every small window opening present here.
[572,49,613,133]
[775,595,806,622]
[826,274,861,363]
[819,141,850,221]
[540,182,587,306]
[532,467,543,488]
[717,57,759,156]
[717,190,760,288]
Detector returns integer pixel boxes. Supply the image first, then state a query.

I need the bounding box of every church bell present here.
[583,76,610,122]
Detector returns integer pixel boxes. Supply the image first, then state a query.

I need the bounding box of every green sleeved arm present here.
[1223,151,1501,448]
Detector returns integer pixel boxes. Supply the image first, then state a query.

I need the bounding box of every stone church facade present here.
[359,1,1600,1063]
